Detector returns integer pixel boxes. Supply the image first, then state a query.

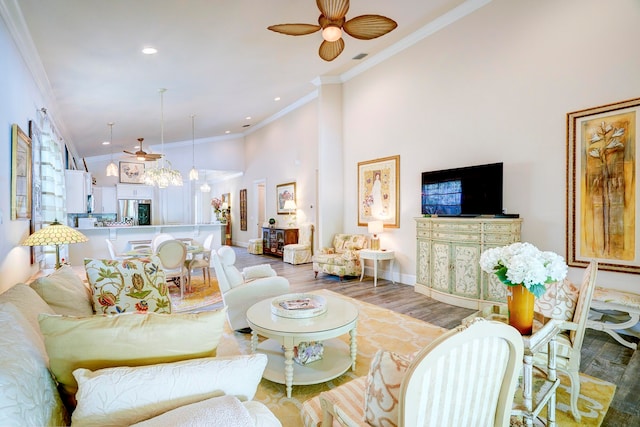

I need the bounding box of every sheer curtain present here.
[33,109,67,268]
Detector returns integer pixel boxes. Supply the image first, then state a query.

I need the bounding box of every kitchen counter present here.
[68,223,226,265]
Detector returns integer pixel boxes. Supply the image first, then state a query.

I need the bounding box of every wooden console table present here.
[262,227,298,257]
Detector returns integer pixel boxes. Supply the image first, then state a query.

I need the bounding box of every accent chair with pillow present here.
[301,319,524,427]
[211,245,290,331]
[312,233,368,280]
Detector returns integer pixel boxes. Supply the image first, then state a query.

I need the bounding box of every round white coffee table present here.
[246,293,358,398]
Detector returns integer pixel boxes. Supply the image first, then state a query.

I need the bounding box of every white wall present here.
[341,0,640,290]
[236,100,319,247]
[0,14,49,291]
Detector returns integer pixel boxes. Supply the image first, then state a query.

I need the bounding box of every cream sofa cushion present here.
[71,354,267,427]
[30,265,94,316]
[0,283,55,340]
[39,308,227,401]
[0,303,68,427]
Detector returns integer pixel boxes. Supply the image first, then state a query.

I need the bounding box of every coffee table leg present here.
[251,330,258,353]
[350,327,358,371]
[283,342,295,398]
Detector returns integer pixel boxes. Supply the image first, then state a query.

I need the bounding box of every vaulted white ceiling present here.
[9,0,482,159]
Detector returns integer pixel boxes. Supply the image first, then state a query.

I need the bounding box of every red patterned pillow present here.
[364,350,412,427]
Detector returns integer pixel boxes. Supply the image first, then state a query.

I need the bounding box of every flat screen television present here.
[421,162,503,216]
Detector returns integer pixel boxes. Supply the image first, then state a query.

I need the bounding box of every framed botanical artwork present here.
[240,189,247,231]
[276,182,296,214]
[11,124,32,220]
[119,161,145,184]
[358,155,400,228]
[567,97,640,274]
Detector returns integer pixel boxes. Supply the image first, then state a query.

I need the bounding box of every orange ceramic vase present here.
[507,284,535,335]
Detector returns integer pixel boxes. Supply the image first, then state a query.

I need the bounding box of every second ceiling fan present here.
[268,0,397,61]
[123,138,163,162]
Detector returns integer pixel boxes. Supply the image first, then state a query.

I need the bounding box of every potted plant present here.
[479,242,568,334]
[268,218,276,228]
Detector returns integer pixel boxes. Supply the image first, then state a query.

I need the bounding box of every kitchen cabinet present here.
[116,184,154,200]
[262,227,298,257]
[92,186,117,213]
[65,170,92,213]
[415,217,522,309]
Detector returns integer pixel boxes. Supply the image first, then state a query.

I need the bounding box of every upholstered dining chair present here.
[304,319,524,427]
[156,239,189,298]
[185,233,215,287]
[105,239,126,261]
[151,233,174,254]
[283,223,314,265]
[533,260,598,422]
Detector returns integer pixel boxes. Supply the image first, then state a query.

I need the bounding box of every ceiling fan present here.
[123,138,163,161]
[268,0,397,62]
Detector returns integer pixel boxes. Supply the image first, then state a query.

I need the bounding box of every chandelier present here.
[141,88,183,188]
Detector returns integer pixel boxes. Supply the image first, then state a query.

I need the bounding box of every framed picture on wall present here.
[240,189,247,231]
[276,182,296,214]
[119,161,145,184]
[358,155,400,227]
[11,124,32,220]
[567,97,640,274]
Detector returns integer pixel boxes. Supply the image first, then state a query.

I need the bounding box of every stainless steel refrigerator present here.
[117,199,151,225]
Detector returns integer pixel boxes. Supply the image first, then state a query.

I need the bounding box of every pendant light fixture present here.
[105,122,118,177]
[200,170,211,193]
[189,114,198,181]
[141,88,183,188]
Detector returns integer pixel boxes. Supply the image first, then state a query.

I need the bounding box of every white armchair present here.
[212,246,290,331]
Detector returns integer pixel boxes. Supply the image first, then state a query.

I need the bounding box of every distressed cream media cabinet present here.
[415,217,522,309]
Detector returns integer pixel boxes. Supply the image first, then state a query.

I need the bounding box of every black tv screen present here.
[421,162,503,216]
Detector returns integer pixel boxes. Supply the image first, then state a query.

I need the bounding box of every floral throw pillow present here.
[364,349,412,427]
[84,257,172,314]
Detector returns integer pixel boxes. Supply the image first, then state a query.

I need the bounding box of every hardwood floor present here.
[230,247,640,427]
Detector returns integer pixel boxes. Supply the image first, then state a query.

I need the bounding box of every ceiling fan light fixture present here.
[322,25,342,42]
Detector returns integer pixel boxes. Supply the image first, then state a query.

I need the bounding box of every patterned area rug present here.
[217,289,616,427]
[168,276,222,312]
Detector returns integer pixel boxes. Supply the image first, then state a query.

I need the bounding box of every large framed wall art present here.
[11,124,32,220]
[567,97,640,274]
[358,155,400,227]
[119,161,145,184]
[276,182,296,214]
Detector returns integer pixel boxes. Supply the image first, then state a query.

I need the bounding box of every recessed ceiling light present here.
[142,47,158,55]
[102,141,110,145]
[245,116,252,120]
[274,97,281,101]
[225,130,230,134]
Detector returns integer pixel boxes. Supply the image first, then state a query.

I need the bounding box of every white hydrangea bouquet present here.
[479,242,568,298]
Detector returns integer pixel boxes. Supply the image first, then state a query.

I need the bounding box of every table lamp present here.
[22,219,88,269]
[283,199,297,227]
[368,220,384,250]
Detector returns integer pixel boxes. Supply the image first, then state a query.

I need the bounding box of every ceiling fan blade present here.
[268,23,321,36]
[319,38,345,61]
[145,154,163,160]
[317,0,349,21]
[123,150,136,155]
[343,15,398,40]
